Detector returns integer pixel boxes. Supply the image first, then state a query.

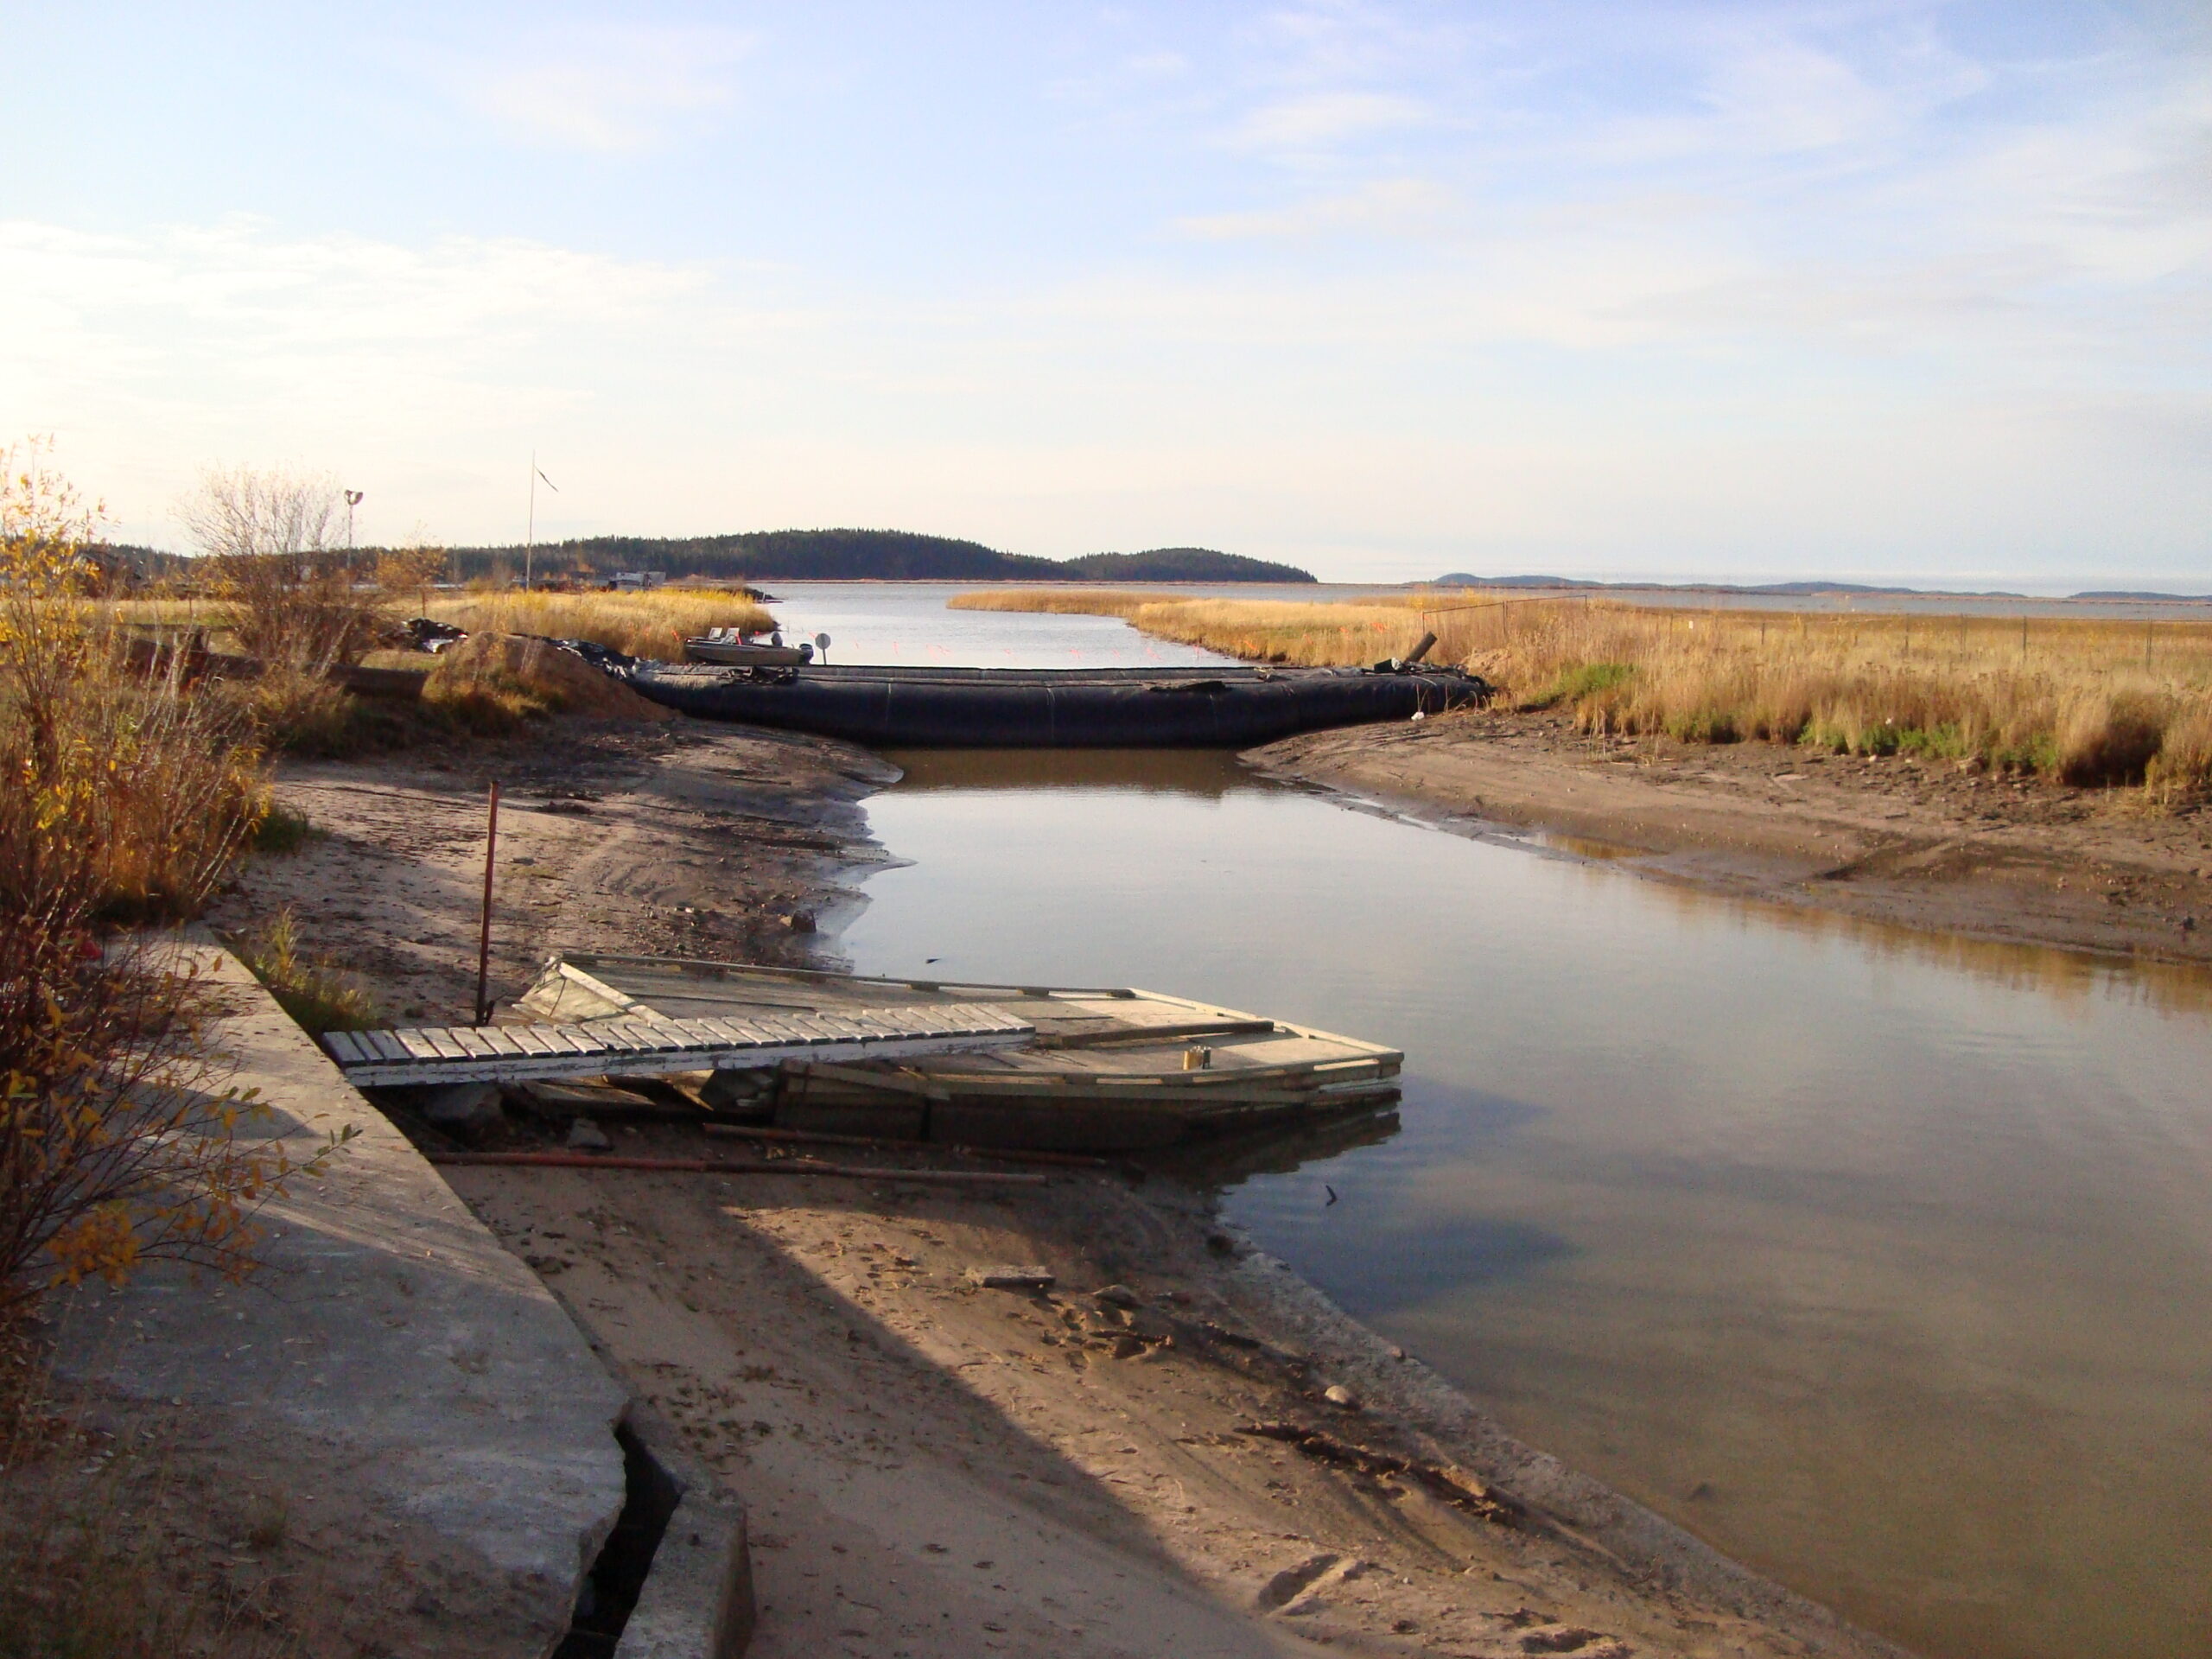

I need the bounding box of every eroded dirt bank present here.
[208,717,895,1020]
[221,713,1909,1658]
[1255,709,2212,965]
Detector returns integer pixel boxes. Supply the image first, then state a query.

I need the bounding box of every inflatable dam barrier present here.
[573,652,1492,748]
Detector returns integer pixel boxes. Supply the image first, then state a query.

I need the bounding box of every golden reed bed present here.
[950,588,2212,793]
[115,586,776,664]
[416,587,773,660]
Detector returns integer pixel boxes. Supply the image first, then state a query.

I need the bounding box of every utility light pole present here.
[524,454,559,591]
[344,488,363,575]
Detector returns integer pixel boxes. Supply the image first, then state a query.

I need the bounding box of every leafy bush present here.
[0,442,330,1324]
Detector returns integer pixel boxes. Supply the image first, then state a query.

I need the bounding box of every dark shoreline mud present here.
[1254,708,2212,968]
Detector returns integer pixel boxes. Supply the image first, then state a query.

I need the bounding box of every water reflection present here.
[887,747,1251,798]
[844,745,2212,1659]
[1154,1103,1406,1185]
[887,747,2212,1015]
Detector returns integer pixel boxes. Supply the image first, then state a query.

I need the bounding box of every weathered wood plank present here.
[361,1029,411,1062]
[324,1003,1043,1088]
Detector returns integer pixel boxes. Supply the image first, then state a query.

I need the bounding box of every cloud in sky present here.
[1229,91,1432,153]
[1173,176,1454,239]
[436,23,753,152]
[2,2,2207,585]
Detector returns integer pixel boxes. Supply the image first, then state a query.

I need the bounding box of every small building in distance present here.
[607,569,668,591]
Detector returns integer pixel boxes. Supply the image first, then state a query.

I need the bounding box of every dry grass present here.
[953,588,2212,793]
[113,584,779,665]
[422,587,773,659]
[420,632,674,731]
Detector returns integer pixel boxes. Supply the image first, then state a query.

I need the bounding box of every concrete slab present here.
[52,940,631,1656]
[614,1407,758,1659]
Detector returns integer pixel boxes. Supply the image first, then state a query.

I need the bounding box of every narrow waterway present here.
[787,585,2212,1659]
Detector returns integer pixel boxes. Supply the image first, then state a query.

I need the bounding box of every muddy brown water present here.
[789,588,2212,1659]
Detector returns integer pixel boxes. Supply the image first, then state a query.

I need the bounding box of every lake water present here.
[808,586,2212,1659]
[764,578,2212,632]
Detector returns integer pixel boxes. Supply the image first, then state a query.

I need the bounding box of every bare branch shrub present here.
[178,465,385,668]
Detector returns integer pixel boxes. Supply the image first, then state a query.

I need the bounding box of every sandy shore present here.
[216,712,1911,1657]
[1255,709,2212,967]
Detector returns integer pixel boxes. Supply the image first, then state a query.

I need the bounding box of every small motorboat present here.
[683,627,814,667]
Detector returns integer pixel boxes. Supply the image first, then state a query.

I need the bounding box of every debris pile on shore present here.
[425,632,674,723]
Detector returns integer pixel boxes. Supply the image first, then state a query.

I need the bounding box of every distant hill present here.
[93,530,1311,587]
[2073,589,2212,602]
[1432,573,1605,589]
[1429,573,2042,599]
[1059,547,1312,582]
[433,531,1313,585]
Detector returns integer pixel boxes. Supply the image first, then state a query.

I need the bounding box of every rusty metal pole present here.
[474,780,500,1026]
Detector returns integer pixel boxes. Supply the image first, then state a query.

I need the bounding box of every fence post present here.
[474,780,501,1027]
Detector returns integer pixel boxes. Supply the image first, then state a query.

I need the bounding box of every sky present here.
[3,1,2209,588]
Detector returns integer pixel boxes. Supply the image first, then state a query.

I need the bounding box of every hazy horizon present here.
[7,2,2209,589]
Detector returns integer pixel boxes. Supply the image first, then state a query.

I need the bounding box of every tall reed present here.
[950,588,2212,792]
[422,587,773,659]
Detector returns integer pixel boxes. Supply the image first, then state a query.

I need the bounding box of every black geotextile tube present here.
[613,663,1488,747]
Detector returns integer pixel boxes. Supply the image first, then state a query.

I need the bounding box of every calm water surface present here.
[766,578,2212,631]
[815,589,2212,1659]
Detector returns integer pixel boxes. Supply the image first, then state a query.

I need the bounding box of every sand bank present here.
[1254,709,2212,966]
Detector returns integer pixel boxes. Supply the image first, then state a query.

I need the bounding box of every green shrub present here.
[228,911,379,1033]
[246,799,319,855]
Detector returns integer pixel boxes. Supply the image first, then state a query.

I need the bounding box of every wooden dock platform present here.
[319,1001,1035,1088]
[512,953,1402,1152]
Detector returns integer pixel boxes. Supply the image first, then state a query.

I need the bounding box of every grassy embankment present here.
[118,585,773,662]
[116,586,772,747]
[413,586,773,658]
[950,588,2212,794]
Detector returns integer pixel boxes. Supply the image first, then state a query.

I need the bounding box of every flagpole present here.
[524,449,536,592]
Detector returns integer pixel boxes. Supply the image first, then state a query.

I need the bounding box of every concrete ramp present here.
[52,941,637,1657]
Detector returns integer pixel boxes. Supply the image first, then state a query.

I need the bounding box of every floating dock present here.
[319,997,1035,1088]
[327,953,1403,1152]
[514,952,1402,1151]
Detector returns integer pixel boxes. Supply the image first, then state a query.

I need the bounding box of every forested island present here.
[449,531,1315,585]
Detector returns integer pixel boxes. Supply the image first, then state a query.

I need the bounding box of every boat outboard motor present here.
[1373,630,1442,674]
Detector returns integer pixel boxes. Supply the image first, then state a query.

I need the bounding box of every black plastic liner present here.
[607,660,1491,748]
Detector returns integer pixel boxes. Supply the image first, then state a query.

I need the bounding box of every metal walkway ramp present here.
[321,1001,1034,1088]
